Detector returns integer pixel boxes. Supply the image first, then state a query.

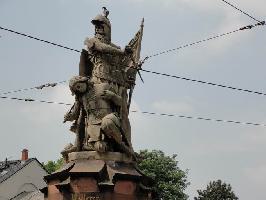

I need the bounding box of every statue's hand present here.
[100,90,114,99]
[125,45,133,54]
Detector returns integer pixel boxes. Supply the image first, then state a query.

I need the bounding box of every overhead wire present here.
[0,24,265,97]
[131,110,266,127]
[0,95,265,127]
[144,21,265,60]
[0,81,66,95]
[0,26,81,53]
[0,4,265,130]
[1,21,265,62]
[140,69,266,96]
[220,0,261,22]
[0,64,266,96]
[1,66,266,97]
[0,19,265,104]
[0,95,71,106]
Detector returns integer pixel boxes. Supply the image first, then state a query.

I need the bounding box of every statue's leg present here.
[83,122,107,152]
[76,109,86,151]
[101,113,135,159]
[101,114,122,144]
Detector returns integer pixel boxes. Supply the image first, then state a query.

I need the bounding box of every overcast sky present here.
[0,0,266,199]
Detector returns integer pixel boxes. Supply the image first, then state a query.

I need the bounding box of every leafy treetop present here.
[138,150,189,200]
[43,158,64,174]
[194,179,238,200]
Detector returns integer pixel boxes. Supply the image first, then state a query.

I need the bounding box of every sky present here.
[0,0,265,199]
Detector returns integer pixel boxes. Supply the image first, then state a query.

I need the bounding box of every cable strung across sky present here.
[2,66,266,98]
[220,0,261,22]
[140,69,266,96]
[0,95,265,127]
[0,21,265,60]
[0,26,81,53]
[0,81,66,95]
[131,110,266,127]
[144,21,265,59]
[0,20,265,99]
[0,95,71,106]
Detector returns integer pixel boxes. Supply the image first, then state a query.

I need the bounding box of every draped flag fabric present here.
[128,18,144,66]
[127,18,144,109]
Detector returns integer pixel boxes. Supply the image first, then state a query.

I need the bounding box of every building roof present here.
[0,158,36,184]
[10,191,44,200]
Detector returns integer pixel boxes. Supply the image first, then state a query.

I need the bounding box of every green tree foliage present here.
[43,158,64,174]
[194,180,238,200]
[137,150,189,200]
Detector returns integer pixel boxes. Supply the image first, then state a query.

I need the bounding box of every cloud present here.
[152,100,194,114]
[233,0,265,17]
[244,126,266,145]
[129,100,170,151]
[187,124,266,156]
[243,164,266,185]
[162,0,264,17]
[204,15,252,55]
[19,84,73,124]
[189,140,249,156]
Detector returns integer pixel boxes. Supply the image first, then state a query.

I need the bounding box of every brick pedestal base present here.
[41,152,154,200]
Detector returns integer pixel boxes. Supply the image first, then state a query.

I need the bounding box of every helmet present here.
[91,14,111,43]
[91,14,111,27]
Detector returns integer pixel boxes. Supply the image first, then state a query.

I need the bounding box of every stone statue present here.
[43,9,153,199]
[62,8,144,161]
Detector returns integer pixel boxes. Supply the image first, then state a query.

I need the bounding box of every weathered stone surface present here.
[68,151,133,163]
[43,8,153,200]
[43,158,152,200]
[62,7,144,159]
[114,181,137,195]
[71,177,99,193]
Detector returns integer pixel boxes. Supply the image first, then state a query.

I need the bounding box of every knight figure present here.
[62,8,144,160]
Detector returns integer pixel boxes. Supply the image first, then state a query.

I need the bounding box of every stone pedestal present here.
[41,151,153,200]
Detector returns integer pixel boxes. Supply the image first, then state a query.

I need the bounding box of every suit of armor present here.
[63,11,142,159]
[82,14,134,152]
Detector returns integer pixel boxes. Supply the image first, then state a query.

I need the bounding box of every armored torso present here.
[83,83,117,124]
[84,37,130,86]
[91,53,126,86]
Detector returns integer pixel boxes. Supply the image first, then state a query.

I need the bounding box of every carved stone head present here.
[91,14,111,43]
[69,76,89,95]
